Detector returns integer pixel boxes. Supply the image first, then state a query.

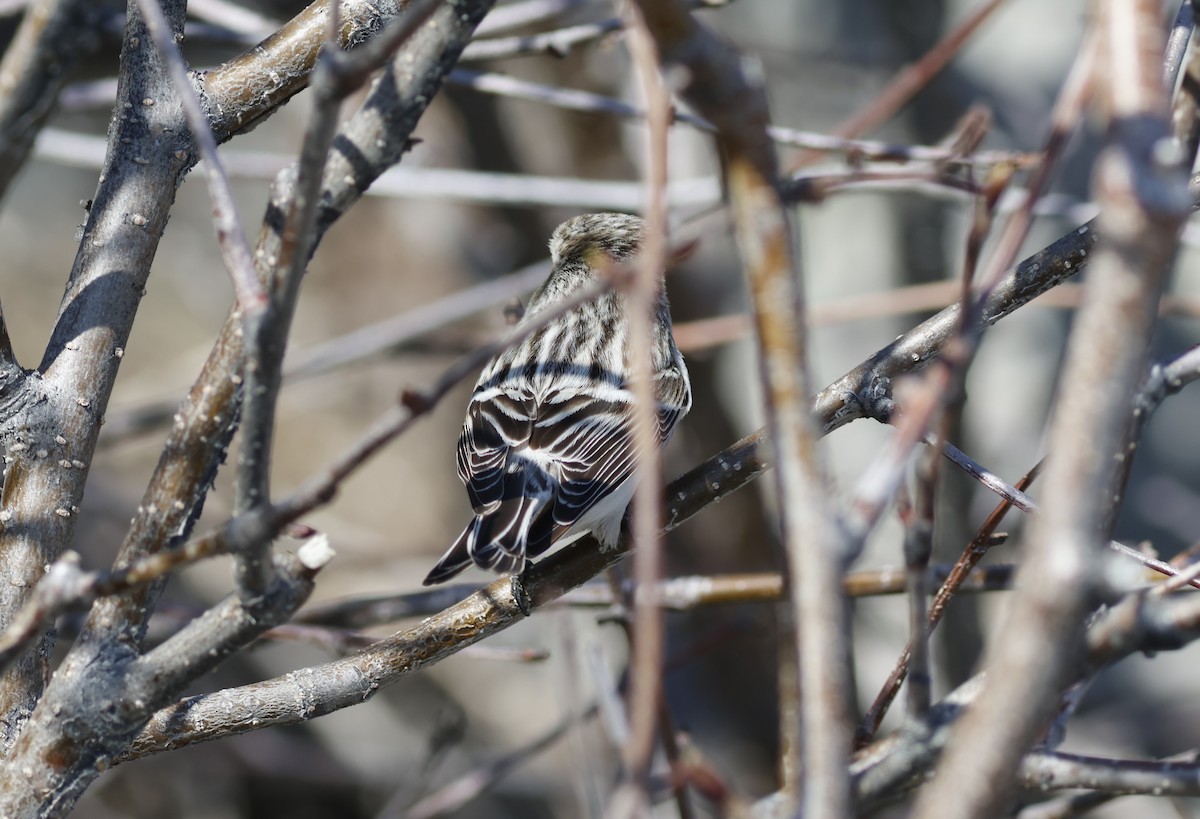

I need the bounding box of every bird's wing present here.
[535,388,637,537]
[538,369,689,540]
[453,365,690,564]
[455,388,556,566]
[653,362,691,441]
[456,390,533,509]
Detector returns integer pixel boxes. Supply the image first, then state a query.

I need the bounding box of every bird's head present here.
[548,213,644,276]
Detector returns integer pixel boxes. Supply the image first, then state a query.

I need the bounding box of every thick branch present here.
[200,0,430,140]
[84,0,496,647]
[0,0,494,812]
[910,2,1191,814]
[0,0,191,751]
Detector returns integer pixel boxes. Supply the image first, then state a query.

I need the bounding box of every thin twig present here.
[619,2,673,807]
[902,450,936,723]
[447,67,1029,169]
[231,5,352,598]
[133,0,266,313]
[404,706,599,819]
[855,460,1043,748]
[936,438,1200,589]
[787,0,1010,171]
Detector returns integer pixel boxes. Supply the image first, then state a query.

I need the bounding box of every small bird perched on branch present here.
[422,213,691,585]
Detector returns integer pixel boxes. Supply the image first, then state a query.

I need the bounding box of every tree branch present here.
[0,0,114,203]
[910,2,1191,814]
[0,0,192,751]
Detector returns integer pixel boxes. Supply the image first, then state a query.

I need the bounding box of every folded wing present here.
[423,363,689,586]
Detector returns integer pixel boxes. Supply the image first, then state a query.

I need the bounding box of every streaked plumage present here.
[422,213,691,585]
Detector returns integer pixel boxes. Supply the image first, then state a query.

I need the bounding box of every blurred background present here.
[3,0,1200,815]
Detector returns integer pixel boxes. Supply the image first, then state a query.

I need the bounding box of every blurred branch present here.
[0,0,112,203]
[910,2,1191,814]
[448,67,1028,168]
[857,461,1043,747]
[786,0,1009,170]
[900,450,936,723]
[619,2,672,805]
[461,17,622,60]
[402,706,598,819]
[188,0,278,34]
[678,282,1200,353]
[472,0,586,37]
[297,565,1019,629]
[856,586,1200,810]
[627,1,853,814]
[1017,749,1200,800]
[55,71,1035,171]
[36,127,725,210]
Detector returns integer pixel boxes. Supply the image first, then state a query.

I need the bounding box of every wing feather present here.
[440,347,692,579]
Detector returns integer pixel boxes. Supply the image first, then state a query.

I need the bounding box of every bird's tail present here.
[422,523,475,586]
[422,511,537,586]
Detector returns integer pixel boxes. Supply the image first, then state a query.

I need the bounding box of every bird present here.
[422,213,692,585]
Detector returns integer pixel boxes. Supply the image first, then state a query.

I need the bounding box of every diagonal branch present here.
[910,2,1192,814]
